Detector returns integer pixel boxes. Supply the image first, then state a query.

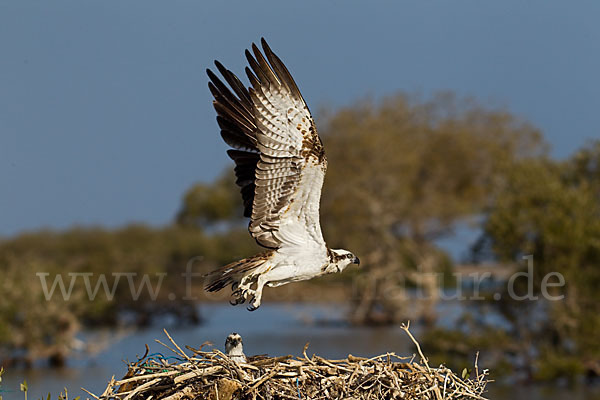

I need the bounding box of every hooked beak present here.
[353,257,360,266]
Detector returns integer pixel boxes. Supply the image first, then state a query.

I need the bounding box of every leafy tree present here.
[176,171,243,229]
[478,141,600,379]
[0,225,217,365]
[318,92,545,324]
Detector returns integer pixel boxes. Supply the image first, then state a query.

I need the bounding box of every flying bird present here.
[204,39,360,311]
[224,332,247,363]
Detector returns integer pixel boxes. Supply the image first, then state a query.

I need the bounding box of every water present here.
[2,304,599,400]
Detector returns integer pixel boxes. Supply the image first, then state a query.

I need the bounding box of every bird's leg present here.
[247,274,267,311]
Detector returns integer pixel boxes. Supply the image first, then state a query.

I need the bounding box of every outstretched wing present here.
[208,39,327,252]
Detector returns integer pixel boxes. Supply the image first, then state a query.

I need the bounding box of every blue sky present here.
[1,1,599,236]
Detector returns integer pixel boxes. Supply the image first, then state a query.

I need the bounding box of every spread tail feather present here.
[204,251,274,293]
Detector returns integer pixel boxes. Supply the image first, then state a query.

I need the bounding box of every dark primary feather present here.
[214,60,252,105]
[260,38,304,102]
[207,63,259,218]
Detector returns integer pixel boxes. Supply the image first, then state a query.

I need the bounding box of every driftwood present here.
[92,325,489,400]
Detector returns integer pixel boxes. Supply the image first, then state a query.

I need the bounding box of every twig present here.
[400,321,431,373]
[162,329,194,364]
[81,387,100,399]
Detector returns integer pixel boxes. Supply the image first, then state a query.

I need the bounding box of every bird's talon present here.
[230,297,243,305]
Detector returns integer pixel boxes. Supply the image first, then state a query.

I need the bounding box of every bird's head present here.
[329,249,360,272]
[225,332,243,353]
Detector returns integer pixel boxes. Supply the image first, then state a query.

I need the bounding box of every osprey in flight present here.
[204,39,359,310]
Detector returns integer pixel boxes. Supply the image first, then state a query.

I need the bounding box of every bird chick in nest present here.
[225,332,246,363]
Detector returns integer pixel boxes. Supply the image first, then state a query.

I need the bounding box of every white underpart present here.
[226,344,246,363]
[236,160,330,309]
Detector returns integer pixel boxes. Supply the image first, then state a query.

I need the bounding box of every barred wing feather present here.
[208,38,327,252]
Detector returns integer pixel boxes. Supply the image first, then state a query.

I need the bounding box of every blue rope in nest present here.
[140,352,186,373]
[144,352,185,363]
[296,377,302,399]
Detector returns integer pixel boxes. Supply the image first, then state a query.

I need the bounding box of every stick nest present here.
[92,325,489,400]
